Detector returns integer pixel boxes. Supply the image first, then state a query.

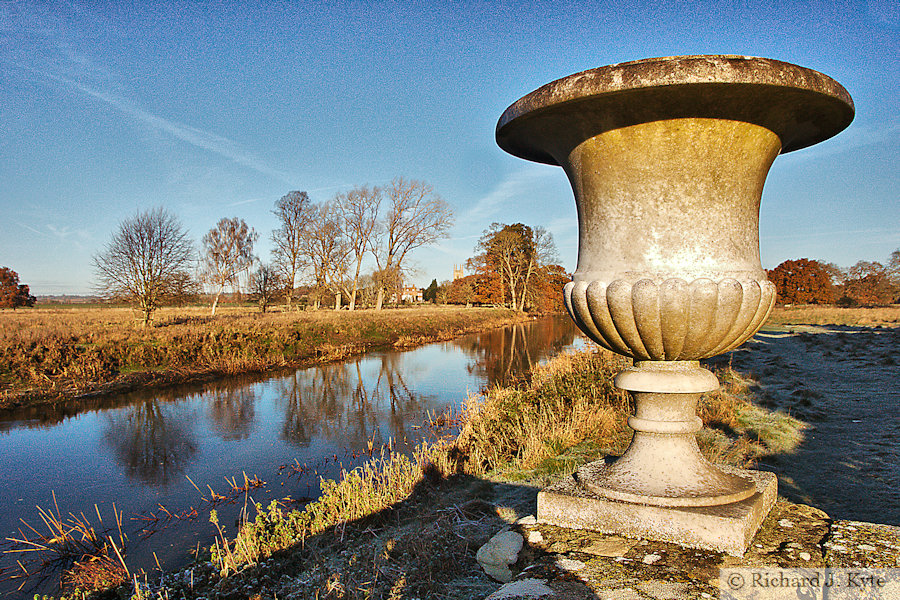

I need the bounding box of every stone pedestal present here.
[495,55,853,554]
[538,463,777,556]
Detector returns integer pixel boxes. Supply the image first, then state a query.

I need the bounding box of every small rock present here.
[485,578,554,599]
[555,558,586,572]
[581,536,639,557]
[516,515,538,526]
[527,530,544,544]
[799,552,812,561]
[642,553,662,564]
[477,530,525,583]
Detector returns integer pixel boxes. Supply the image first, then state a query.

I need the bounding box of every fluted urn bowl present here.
[496,56,853,522]
[497,55,854,361]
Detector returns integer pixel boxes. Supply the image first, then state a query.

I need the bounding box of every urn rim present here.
[497,55,854,164]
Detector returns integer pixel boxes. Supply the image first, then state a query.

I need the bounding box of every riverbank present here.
[14,306,898,598]
[0,306,529,409]
[48,344,806,599]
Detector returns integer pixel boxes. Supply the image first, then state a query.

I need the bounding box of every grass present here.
[0,305,528,408]
[767,304,900,328]
[58,344,801,600]
[25,302,875,598]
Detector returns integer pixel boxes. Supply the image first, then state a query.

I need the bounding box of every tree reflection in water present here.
[275,352,436,454]
[272,317,580,457]
[452,317,578,387]
[103,400,197,487]
[206,385,257,440]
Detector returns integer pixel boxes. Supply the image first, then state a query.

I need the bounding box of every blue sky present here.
[1,1,897,295]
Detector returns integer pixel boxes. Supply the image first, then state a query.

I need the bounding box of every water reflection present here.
[275,354,437,453]
[0,316,585,596]
[207,386,257,440]
[453,318,579,387]
[103,400,198,487]
[88,317,582,489]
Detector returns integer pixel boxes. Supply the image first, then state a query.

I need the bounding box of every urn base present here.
[537,462,777,556]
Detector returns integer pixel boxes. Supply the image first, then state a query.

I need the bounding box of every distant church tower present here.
[453,264,464,281]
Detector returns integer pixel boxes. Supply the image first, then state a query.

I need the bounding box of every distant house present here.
[390,286,424,303]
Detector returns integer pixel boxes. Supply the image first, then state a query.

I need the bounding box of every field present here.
[767,304,900,327]
[0,304,528,408]
[7,303,895,598]
[3,303,895,410]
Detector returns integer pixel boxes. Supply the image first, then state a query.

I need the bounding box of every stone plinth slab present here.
[537,463,776,556]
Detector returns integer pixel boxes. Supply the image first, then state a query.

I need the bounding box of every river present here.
[2,317,897,597]
[0,315,584,596]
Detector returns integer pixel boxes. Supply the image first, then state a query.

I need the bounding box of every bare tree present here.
[371,177,454,309]
[202,217,258,315]
[162,270,202,306]
[888,249,900,288]
[93,207,194,326]
[271,191,313,309]
[300,201,351,309]
[335,185,381,310]
[249,264,282,313]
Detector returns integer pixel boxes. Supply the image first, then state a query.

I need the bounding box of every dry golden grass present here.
[767,304,900,327]
[455,346,805,480]
[454,348,632,476]
[63,343,805,599]
[195,345,804,592]
[0,305,527,407]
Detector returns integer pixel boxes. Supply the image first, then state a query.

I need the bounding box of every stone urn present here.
[496,55,853,554]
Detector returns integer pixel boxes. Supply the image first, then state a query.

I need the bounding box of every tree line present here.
[90,177,453,325]
[767,251,900,306]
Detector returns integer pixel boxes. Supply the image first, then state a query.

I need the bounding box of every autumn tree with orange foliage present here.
[529,263,571,313]
[462,223,568,312]
[0,267,36,309]
[767,258,834,304]
[837,260,897,306]
[446,274,478,306]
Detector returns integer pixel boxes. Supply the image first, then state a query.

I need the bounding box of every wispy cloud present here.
[13,220,45,236]
[762,227,898,241]
[226,197,265,207]
[2,3,292,187]
[13,219,93,246]
[55,75,294,184]
[787,121,900,162]
[458,166,557,229]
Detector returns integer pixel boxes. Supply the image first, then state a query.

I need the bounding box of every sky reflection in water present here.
[0,316,582,593]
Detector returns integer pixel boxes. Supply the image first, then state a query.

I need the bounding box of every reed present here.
[3,493,129,595]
